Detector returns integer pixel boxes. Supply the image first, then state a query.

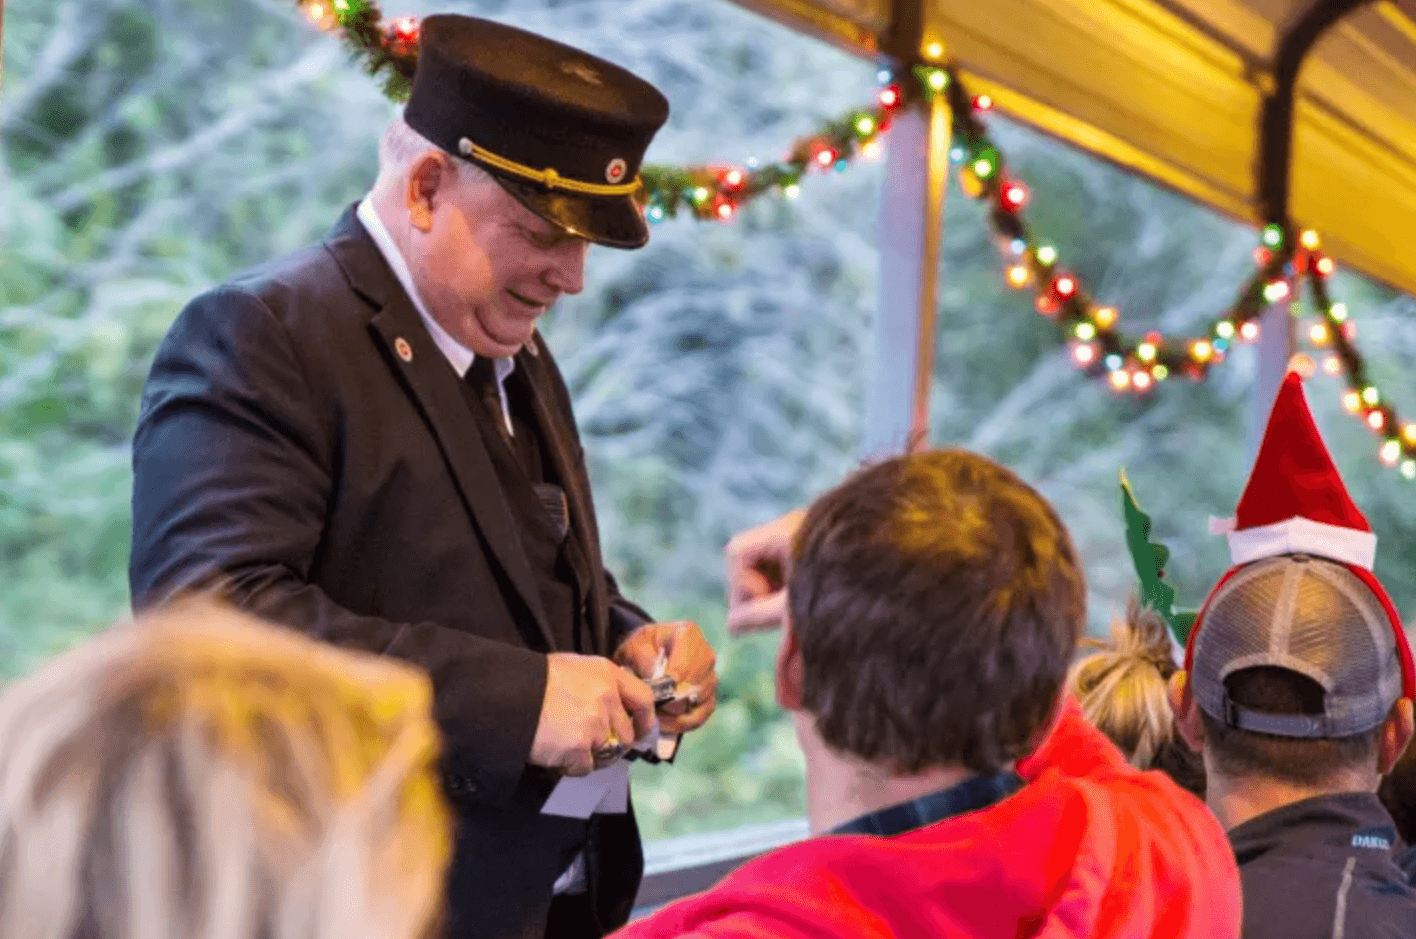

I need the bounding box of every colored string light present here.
[1002,182,1029,211]
[934,58,1411,478]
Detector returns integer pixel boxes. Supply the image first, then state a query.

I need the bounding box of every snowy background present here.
[4,0,1416,837]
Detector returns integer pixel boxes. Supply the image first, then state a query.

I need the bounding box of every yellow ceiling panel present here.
[725,0,1416,295]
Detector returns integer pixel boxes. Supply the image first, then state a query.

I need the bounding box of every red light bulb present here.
[1002,182,1029,211]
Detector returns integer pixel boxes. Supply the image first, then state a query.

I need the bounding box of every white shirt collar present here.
[356,196,514,386]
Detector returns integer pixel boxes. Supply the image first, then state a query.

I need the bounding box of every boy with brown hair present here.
[616,449,1239,939]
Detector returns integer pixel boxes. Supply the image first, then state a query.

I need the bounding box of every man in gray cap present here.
[130,14,717,939]
[1168,373,1416,938]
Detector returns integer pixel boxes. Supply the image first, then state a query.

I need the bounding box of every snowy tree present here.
[1,0,393,671]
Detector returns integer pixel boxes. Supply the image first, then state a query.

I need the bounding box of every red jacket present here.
[616,698,1239,939]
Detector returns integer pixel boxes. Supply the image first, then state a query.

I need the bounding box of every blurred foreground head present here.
[783,449,1086,773]
[0,600,450,939]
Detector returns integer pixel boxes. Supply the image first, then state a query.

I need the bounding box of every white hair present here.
[0,599,451,939]
[377,117,494,188]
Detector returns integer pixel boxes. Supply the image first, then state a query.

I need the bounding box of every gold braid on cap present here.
[458,138,641,196]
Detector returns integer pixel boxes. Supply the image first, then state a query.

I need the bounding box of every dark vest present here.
[460,361,594,654]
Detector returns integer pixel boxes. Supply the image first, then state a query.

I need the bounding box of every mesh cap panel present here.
[1191,555,1401,738]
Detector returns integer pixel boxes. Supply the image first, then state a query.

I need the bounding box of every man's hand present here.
[529,653,657,777]
[724,509,805,636]
[616,621,718,735]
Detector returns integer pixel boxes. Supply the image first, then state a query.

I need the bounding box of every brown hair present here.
[0,600,450,939]
[1200,666,1382,787]
[1070,597,1205,796]
[788,449,1086,774]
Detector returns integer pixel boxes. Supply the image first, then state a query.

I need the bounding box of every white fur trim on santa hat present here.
[1224,515,1377,569]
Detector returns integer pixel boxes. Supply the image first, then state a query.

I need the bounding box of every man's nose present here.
[544,242,588,296]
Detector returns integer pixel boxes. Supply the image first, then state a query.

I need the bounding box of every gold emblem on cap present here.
[559,60,603,86]
[606,158,628,184]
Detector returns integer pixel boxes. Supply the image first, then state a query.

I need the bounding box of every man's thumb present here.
[731,567,772,603]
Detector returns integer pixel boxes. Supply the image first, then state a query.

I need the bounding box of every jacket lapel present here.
[324,206,556,651]
[516,334,611,654]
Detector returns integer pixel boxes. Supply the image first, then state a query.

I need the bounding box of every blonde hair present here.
[0,600,450,939]
[1068,596,1180,770]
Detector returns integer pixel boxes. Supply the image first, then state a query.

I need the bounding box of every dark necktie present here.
[467,356,513,447]
[466,357,568,541]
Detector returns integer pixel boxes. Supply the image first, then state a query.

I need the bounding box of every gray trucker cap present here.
[1191,554,1403,738]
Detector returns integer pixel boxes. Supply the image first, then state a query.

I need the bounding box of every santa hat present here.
[1209,371,1376,568]
[1186,370,1415,702]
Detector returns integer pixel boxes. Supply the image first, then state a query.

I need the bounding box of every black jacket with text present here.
[1230,792,1416,939]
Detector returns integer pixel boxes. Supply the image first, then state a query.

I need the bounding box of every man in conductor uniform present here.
[129,15,718,939]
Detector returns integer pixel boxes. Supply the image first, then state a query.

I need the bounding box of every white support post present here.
[861,89,951,458]
[1251,300,1295,457]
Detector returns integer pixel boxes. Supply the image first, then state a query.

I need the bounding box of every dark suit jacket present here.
[130,205,651,939]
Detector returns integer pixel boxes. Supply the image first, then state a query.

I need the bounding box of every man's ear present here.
[1379,698,1415,775]
[404,151,453,233]
[1168,670,1205,753]
[774,611,804,712]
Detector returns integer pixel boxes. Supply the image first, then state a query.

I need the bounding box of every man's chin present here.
[479,316,538,355]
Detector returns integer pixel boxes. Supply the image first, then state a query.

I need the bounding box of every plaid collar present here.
[830,770,1024,838]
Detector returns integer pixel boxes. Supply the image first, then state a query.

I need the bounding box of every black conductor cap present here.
[404,15,670,249]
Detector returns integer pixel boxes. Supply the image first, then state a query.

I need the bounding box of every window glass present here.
[4,0,1415,850]
[926,112,1416,654]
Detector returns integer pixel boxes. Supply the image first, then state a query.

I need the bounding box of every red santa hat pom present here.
[1213,371,1376,569]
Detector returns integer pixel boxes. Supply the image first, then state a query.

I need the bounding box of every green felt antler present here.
[1120,470,1197,646]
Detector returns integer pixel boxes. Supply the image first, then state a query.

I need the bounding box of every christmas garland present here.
[939,67,1414,478]
[285,0,1414,479]
[295,0,419,100]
